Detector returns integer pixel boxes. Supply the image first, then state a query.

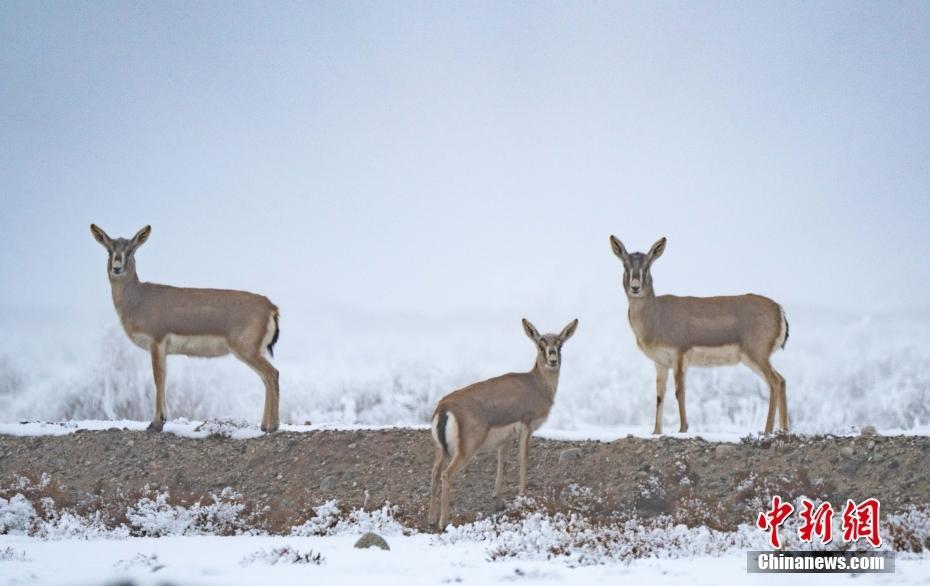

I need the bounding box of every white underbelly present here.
[480,417,548,452]
[685,344,741,367]
[481,423,521,451]
[165,334,230,357]
[641,344,742,368]
[129,333,152,352]
[641,345,677,368]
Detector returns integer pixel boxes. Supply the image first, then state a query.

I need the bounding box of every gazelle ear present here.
[648,237,667,260]
[131,225,151,249]
[522,318,540,341]
[609,235,628,261]
[559,319,578,342]
[90,224,112,249]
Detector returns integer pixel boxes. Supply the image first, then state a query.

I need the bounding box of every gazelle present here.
[609,236,789,434]
[90,225,282,432]
[427,318,578,530]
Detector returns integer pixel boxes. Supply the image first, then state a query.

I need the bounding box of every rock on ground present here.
[354,532,390,550]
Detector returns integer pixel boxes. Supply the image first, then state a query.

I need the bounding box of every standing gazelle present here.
[90,225,282,432]
[427,318,578,530]
[609,236,789,434]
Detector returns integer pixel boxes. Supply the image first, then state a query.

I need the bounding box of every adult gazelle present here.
[610,236,788,434]
[90,225,281,432]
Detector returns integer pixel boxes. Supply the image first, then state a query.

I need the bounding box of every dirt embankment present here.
[1,429,928,533]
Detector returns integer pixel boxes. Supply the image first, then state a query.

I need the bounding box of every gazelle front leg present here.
[517,425,531,494]
[493,445,506,497]
[653,363,669,434]
[493,444,507,510]
[673,356,688,433]
[148,340,167,432]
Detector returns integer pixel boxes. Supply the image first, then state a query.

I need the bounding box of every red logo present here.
[842,498,882,547]
[757,497,882,549]
[757,495,794,549]
[798,500,835,544]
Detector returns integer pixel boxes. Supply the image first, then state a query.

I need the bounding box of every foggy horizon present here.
[2,2,929,323]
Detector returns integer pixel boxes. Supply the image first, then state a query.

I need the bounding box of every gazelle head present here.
[609,236,666,298]
[90,224,151,280]
[522,318,579,370]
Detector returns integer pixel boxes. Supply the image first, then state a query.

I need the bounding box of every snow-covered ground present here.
[2,489,929,586]
[1,533,928,586]
[3,418,930,444]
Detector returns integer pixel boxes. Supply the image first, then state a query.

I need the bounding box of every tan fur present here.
[610,236,788,434]
[427,318,578,530]
[90,224,281,432]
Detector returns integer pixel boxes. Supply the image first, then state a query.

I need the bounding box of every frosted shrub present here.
[125,488,249,536]
[0,494,36,534]
[886,506,930,553]
[0,546,30,561]
[290,500,405,536]
[32,510,128,540]
[240,546,324,566]
[113,553,164,571]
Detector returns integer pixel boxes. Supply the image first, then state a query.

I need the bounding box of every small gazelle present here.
[428,318,578,530]
[609,236,789,434]
[90,225,282,432]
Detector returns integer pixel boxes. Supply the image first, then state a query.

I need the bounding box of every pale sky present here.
[2,1,929,322]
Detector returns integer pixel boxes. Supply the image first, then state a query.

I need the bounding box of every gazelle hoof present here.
[261,422,280,433]
[146,420,165,432]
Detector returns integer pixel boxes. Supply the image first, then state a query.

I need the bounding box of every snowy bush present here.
[0,546,30,562]
[125,488,250,536]
[0,494,37,535]
[239,546,324,566]
[113,553,164,572]
[31,509,128,541]
[435,494,901,565]
[290,500,405,537]
[193,417,256,438]
[435,511,752,564]
[886,506,930,553]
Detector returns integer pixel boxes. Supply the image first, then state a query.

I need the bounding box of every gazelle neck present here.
[109,269,142,314]
[531,361,560,398]
[627,285,657,339]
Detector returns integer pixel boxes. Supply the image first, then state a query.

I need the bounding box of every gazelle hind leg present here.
[233,349,280,432]
[774,368,788,431]
[427,444,445,526]
[493,445,505,499]
[743,355,780,434]
[439,451,470,530]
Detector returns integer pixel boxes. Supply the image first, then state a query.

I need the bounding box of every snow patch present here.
[290,500,406,537]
